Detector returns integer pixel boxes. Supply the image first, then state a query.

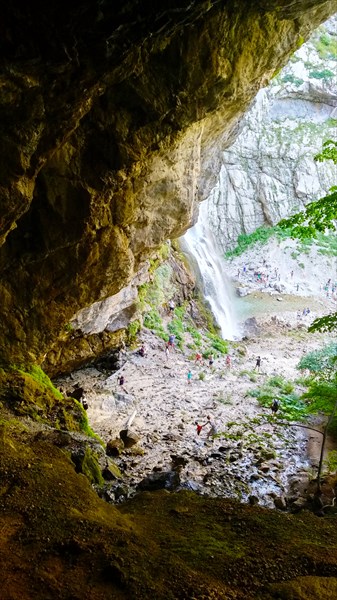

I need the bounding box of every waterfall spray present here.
[181,201,240,340]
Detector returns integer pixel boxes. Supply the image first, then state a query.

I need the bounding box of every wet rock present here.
[106,438,124,457]
[289,497,308,512]
[119,429,140,449]
[236,287,251,297]
[243,317,261,335]
[102,460,122,481]
[137,471,180,492]
[274,496,287,510]
[248,495,259,505]
[179,480,203,492]
[170,455,189,469]
[259,463,270,473]
[229,453,240,463]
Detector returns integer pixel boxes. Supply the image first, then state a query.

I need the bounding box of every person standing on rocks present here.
[168,334,176,350]
[205,415,218,439]
[187,370,192,384]
[195,352,203,365]
[254,356,261,371]
[271,399,279,415]
[225,354,231,369]
[117,374,127,392]
[208,353,214,368]
[168,299,175,315]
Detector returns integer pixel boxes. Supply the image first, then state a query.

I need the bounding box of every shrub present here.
[309,69,334,80]
[225,226,291,258]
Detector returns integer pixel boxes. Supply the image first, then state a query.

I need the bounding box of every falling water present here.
[181,201,240,340]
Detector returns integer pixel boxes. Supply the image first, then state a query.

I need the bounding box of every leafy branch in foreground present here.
[278,139,337,332]
[278,140,337,239]
[278,188,337,239]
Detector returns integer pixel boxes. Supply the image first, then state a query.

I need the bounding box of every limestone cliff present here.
[0,1,336,369]
[206,15,337,249]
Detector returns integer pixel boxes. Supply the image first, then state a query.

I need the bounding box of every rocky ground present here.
[55,272,336,510]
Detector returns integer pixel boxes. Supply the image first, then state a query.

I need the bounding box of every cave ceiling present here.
[0,0,336,367]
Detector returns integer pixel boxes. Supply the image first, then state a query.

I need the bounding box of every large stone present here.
[119,428,140,449]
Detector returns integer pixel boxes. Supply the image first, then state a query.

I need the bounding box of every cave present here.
[1,2,337,599]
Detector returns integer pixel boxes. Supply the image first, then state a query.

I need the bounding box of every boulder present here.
[119,429,140,448]
[137,471,180,492]
[274,496,287,511]
[106,438,124,457]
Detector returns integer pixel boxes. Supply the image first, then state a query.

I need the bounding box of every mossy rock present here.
[0,367,84,432]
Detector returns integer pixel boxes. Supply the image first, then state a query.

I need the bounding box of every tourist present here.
[208,353,214,368]
[195,352,203,364]
[117,374,125,386]
[205,415,218,439]
[165,346,170,360]
[187,370,192,384]
[225,354,231,369]
[271,399,279,415]
[196,422,204,435]
[138,344,146,357]
[168,299,175,314]
[168,334,175,349]
[254,356,261,371]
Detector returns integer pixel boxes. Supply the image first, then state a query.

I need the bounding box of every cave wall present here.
[0,1,336,368]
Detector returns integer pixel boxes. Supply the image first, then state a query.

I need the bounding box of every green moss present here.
[0,367,84,432]
[127,320,141,343]
[81,447,104,485]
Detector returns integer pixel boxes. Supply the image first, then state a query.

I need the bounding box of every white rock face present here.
[206,16,337,250]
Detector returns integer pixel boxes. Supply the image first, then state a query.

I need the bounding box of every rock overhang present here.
[0,0,336,368]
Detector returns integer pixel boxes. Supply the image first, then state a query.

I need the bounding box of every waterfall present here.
[181,201,240,340]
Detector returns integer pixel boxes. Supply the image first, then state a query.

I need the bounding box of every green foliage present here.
[148,243,171,273]
[279,188,337,239]
[127,320,141,342]
[308,69,334,80]
[206,333,228,355]
[309,314,337,333]
[297,231,337,257]
[143,309,167,340]
[167,316,184,348]
[186,325,202,347]
[278,140,337,333]
[247,376,304,421]
[279,141,337,240]
[314,32,337,60]
[139,263,173,309]
[323,450,337,474]
[198,371,206,381]
[280,73,304,86]
[315,139,337,164]
[297,342,337,373]
[225,225,291,258]
[239,369,257,382]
